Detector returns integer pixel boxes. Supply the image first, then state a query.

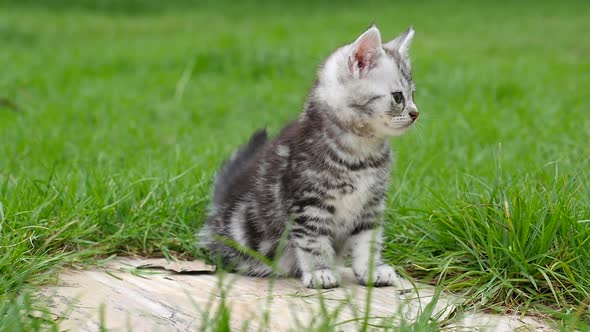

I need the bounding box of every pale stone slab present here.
[38,257,553,331]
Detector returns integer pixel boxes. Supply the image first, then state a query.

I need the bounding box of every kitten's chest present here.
[327,170,385,223]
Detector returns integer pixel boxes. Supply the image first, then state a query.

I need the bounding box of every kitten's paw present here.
[302,269,339,289]
[355,264,400,287]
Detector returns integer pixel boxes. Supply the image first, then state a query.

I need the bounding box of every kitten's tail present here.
[211,129,268,209]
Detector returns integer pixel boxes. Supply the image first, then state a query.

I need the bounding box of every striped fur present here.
[200,25,418,288]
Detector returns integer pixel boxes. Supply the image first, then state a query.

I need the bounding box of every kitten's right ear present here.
[347,26,382,78]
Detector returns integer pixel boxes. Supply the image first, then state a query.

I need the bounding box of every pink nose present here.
[409,110,419,121]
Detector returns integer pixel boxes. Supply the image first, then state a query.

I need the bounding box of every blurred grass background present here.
[1,0,589,329]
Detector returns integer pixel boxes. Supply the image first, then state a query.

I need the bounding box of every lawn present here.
[1,0,589,330]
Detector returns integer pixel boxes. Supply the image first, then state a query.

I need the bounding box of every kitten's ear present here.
[384,26,414,57]
[347,25,382,78]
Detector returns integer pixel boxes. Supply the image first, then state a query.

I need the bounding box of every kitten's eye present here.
[391,92,404,104]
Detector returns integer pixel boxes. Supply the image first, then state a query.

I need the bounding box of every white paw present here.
[302,269,339,289]
[355,264,399,287]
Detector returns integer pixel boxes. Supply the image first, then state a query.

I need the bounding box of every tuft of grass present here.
[386,152,590,319]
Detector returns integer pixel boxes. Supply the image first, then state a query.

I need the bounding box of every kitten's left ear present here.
[384,26,415,57]
[347,25,383,78]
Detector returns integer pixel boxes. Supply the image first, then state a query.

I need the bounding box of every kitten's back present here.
[210,129,268,210]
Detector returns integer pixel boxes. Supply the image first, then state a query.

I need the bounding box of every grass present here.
[1,0,589,330]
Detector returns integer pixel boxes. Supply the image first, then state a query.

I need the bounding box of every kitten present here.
[200,25,418,289]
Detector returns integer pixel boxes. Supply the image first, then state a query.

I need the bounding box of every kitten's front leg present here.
[348,224,400,287]
[291,215,339,289]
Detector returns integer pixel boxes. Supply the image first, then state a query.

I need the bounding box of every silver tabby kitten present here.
[200,25,418,289]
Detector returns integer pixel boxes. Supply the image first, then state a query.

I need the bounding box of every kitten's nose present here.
[409,110,419,121]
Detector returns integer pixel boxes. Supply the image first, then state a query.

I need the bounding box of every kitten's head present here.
[315,25,418,137]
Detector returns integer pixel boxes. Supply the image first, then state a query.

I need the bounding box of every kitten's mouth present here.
[393,120,414,129]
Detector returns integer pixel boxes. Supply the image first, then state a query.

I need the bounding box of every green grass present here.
[1,0,589,330]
